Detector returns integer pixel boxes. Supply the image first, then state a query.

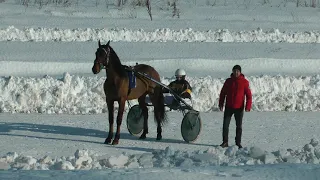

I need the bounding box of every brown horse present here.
[92,40,167,145]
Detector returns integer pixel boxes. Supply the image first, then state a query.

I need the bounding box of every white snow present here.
[1,73,320,113]
[1,111,320,179]
[2,0,320,179]
[2,26,320,43]
[1,138,320,170]
[1,118,320,171]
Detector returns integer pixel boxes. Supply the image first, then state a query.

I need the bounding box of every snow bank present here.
[1,73,320,114]
[1,26,320,43]
[1,138,319,170]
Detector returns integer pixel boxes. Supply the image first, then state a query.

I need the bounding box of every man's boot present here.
[235,128,242,149]
[220,141,228,148]
[220,136,228,148]
[235,141,242,149]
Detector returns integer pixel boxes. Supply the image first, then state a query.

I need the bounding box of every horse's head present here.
[92,40,111,74]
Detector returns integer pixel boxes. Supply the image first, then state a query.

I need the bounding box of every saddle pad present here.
[128,71,136,88]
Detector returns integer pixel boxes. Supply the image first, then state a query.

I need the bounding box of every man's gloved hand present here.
[180,89,191,98]
[180,92,191,99]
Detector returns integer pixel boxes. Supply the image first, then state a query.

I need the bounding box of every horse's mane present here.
[104,45,127,78]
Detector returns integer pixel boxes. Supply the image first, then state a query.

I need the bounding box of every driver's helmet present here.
[175,69,186,80]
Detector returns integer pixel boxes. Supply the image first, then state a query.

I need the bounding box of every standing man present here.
[218,65,252,149]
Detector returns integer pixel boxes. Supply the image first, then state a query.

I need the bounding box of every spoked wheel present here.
[126,105,144,136]
[181,110,202,143]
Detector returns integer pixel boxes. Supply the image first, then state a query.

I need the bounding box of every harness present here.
[124,66,150,94]
[103,65,151,96]
[97,47,151,96]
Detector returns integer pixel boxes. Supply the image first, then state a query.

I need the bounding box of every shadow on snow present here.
[0,122,213,149]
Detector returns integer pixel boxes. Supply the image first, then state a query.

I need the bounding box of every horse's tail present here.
[153,85,167,126]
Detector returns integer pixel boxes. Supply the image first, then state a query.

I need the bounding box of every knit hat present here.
[232,65,241,72]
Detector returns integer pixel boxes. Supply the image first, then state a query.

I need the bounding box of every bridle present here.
[94,47,110,69]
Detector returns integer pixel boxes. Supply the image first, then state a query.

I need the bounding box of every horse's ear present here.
[106,40,110,46]
[98,40,101,47]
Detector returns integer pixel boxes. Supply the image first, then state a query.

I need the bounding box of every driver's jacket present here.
[164,79,192,99]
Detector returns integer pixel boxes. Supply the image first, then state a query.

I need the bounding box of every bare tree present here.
[105,0,109,8]
[172,1,180,18]
[117,0,125,6]
[262,0,270,5]
[22,0,30,7]
[146,0,152,21]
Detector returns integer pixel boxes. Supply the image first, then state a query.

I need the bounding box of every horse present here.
[92,40,167,145]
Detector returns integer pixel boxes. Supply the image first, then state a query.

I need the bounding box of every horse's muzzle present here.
[92,65,100,74]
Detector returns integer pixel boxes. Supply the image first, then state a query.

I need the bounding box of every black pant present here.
[222,107,244,144]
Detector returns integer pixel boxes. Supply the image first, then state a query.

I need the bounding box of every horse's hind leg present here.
[105,100,114,144]
[112,98,126,145]
[149,93,162,141]
[138,94,148,139]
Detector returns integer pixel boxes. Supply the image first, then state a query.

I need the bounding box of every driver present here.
[165,69,192,99]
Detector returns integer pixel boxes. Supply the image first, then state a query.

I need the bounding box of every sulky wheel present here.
[181,110,202,143]
[126,105,144,136]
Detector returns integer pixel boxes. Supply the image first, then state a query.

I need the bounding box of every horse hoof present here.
[112,139,119,145]
[156,135,162,140]
[104,138,112,144]
[139,134,146,139]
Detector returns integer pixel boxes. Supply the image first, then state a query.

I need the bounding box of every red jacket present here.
[219,74,252,111]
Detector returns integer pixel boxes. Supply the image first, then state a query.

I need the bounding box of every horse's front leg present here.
[104,100,114,144]
[112,98,126,145]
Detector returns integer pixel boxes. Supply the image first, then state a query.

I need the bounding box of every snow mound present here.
[1,138,320,170]
[1,73,320,114]
[1,26,320,43]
